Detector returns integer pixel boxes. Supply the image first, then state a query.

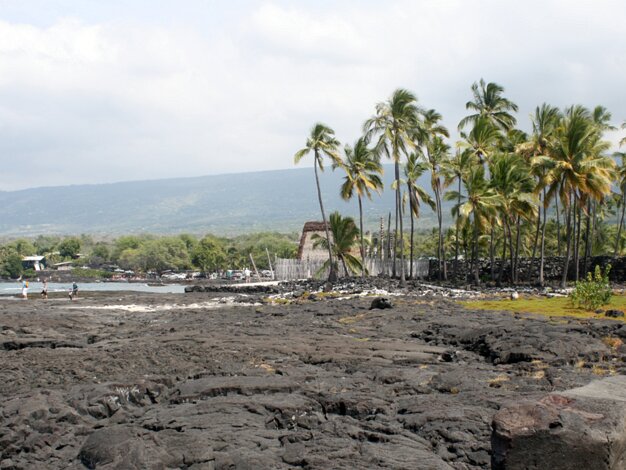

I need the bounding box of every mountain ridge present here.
[0,165,447,237]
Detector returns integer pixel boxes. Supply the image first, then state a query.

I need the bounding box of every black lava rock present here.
[370,297,393,310]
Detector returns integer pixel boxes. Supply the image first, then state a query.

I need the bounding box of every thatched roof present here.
[297,221,329,260]
[301,221,328,233]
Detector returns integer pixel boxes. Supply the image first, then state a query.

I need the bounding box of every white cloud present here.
[0,1,625,190]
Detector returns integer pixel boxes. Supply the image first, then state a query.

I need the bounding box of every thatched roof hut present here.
[297,221,331,261]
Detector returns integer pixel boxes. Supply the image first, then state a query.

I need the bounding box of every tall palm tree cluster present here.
[295,79,624,287]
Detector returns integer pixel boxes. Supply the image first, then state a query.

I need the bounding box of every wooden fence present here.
[274,258,430,281]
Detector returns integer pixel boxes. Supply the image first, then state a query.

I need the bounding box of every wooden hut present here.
[297,221,331,261]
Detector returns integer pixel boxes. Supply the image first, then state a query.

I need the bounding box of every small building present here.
[297,221,332,261]
[53,261,74,271]
[22,255,45,271]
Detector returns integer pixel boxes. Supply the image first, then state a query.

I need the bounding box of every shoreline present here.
[1,286,625,468]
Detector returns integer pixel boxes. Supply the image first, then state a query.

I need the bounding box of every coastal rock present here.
[2,289,626,469]
[370,297,393,310]
[78,425,214,469]
[492,375,626,469]
[605,309,625,318]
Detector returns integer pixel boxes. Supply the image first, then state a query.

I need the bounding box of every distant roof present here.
[297,221,329,260]
[301,221,328,233]
[22,255,44,261]
[53,261,73,266]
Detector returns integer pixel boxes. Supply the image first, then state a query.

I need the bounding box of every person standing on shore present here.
[69,282,78,300]
[244,267,251,283]
[41,279,48,300]
[21,280,29,299]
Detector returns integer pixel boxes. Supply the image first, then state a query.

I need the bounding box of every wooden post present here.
[249,253,260,281]
[265,248,274,280]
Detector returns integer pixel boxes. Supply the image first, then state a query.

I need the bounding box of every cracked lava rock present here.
[2,288,626,469]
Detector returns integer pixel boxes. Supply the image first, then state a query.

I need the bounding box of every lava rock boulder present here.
[370,297,393,310]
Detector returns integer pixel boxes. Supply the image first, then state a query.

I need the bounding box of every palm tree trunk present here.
[561,196,573,288]
[392,162,399,279]
[539,188,547,287]
[386,212,392,275]
[341,257,348,278]
[514,216,521,284]
[437,187,447,281]
[489,228,495,281]
[499,224,507,285]
[408,185,414,280]
[378,217,384,275]
[528,204,541,283]
[358,196,365,278]
[574,201,582,282]
[464,234,469,269]
[507,218,515,283]
[583,199,592,276]
[472,217,480,285]
[591,200,598,264]
[395,160,406,286]
[454,177,461,282]
[434,186,441,281]
[555,196,562,256]
[615,193,626,258]
[588,200,596,270]
[314,154,336,282]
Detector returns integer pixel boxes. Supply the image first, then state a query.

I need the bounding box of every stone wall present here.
[427,256,626,283]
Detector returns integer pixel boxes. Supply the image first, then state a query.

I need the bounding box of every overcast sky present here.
[0,0,625,190]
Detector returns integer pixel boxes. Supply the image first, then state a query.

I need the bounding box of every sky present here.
[0,0,625,190]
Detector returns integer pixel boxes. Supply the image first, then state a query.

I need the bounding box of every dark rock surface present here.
[492,375,626,470]
[370,297,393,310]
[428,255,626,283]
[1,290,625,469]
[606,309,625,318]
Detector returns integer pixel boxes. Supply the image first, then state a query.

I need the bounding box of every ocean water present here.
[0,281,185,295]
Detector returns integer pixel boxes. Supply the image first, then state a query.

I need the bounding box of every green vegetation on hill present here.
[0,232,300,278]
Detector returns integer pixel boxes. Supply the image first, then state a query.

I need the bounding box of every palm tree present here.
[458,116,501,165]
[422,109,450,280]
[582,107,617,272]
[444,149,476,280]
[547,106,614,287]
[520,104,561,285]
[613,152,626,258]
[592,106,616,132]
[312,212,363,277]
[294,123,341,281]
[364,89,421,286]
[337,137,384,277]
[404,153,434,278]
[450,165,501,284]
[458,79,519,131]
[490,153,537,283]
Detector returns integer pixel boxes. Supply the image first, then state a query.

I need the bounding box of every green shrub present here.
[22,269,37,279]
[73,268,113,279]
[570,265,612,311]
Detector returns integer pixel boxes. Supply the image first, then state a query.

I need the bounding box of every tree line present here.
[296,79,626,286]
[0,233,298,278]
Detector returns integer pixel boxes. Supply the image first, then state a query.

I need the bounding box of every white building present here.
[22,255,45,271]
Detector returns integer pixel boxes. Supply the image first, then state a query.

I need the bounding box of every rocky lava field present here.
[2,283,626,469]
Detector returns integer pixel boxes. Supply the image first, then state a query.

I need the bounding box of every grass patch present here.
[487,374,510,388]
[602,336,624,351]
[591,364,616,376]
[459,295,626,322]
[338,313,367,325]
